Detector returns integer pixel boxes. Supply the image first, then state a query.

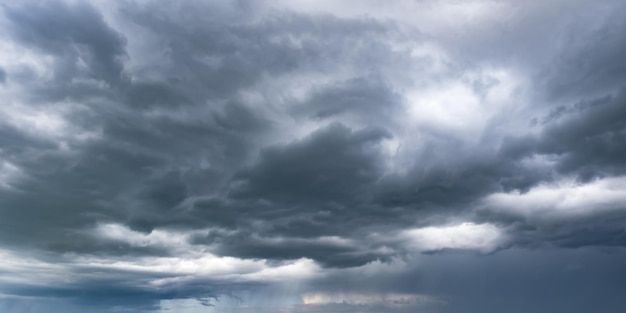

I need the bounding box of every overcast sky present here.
[1,0,626,312]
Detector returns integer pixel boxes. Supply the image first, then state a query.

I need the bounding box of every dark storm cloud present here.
[230,123,390,204]
[295,76,402,126]
[117,2,395,103]
[0,66,6,84]
[535,91,626,180]
[185,123,398,267]
[0,0,622,259]
[4,1,126,86]
[498,87,626,183]
[2,0,626,312]
[0,0,407,257]
[474,88,626,250]
[0,1,409,310]
[540,4,626,101]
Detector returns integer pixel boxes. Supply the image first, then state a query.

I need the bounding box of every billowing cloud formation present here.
[1,0,626,312]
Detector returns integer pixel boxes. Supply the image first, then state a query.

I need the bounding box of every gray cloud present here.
[4,1,126,89]
[1,0,626,312]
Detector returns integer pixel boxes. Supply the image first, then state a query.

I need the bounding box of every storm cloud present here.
[1,0,626,312]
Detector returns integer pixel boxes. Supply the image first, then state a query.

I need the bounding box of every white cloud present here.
[91,223,321,281]
[95,223,192,251]
[0,249,68,286]
[402,222,505,252]
[0,234,319,299]
[267,0,505,34]
[483,176,626,219]
[0,160,22,189]
[407,82,482,137]
[301,291,442,308]
[0,26,55,81]
[405,66,527,141]
[0,102,68,137]
[244,258,319,281]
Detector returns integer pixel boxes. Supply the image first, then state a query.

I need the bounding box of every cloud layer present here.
[1,0,626,312]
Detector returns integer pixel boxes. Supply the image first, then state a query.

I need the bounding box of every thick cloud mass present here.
[1,1,626,312]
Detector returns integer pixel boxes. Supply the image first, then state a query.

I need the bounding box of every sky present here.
[1,0,626,312]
